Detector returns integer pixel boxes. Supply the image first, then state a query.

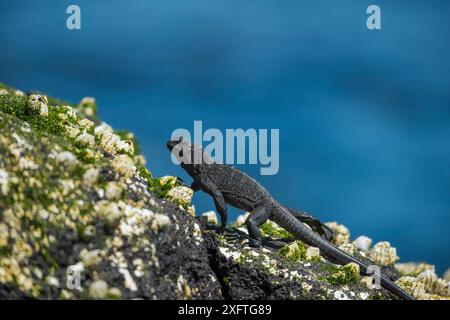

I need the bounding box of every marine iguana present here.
[167,137,414,300]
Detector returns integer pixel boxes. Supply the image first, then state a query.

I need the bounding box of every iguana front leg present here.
[189,180,200,192]
[196,176,228,231]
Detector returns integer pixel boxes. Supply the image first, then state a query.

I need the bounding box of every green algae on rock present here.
[0,84,221,299]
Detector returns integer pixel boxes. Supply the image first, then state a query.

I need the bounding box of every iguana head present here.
[167,137,214,176]
[167,136,186,152]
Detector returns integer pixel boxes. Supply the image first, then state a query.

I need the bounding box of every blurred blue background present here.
[1,0,449,273]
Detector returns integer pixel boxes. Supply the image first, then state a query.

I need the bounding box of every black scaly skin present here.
[167,138,414,300]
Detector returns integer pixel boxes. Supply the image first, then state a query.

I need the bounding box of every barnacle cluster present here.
[368,241,399,266]
[325,222,350,245]
[395,265,450,299]
[231,210,450,300]
[0,85,196,299]
[166,186,194,208]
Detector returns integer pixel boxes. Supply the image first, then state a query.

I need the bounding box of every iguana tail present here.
[271,205,414,300]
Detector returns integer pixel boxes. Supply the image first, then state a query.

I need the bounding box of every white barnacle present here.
[116,139,134,155]
[359,292,369,300]
[444,268,450,282]
[94,122,134,155]
[65,125,81,139]
[83,168,99,186]
[94,122,113,139]
[187,205,196,217]
[45,276,60,288]
[78,118,95,130]
[79,97,96,116]
[111,154,136,178]
[28,94,49,117]
[417,269,438,291]
[60,179,76,195]
[158,175,179,188]
[0,223,8,247]
[105,182,123,200]
[192,223,202,240]
[117,205,155,237]
[18,157,39,170]
[177,275,192,299]
[134,154,146,166]
[166,186,193,207]
[14,90,25,96]
[76,131,95,148]
[80,97,96,105]
[352,235,372,252]
[369,241,399,266]
[119,268,138,292]
[0,168,9,195]
[20,122,32,133]
[430,278,450,297]
[151,213,171,232]
[396,276,426,299]
[325,221,350,245]
[338,242,355,256]
[95,201,124,226]
[89,280,109,299]
[12,133,27,148]
[137,207,155,222]
[417,269,450,296]
[38,208,49,220]
[107,287,122,299]
[306,246,320,261]
[83,225,96,238]
[80,249,104,268]
[60,105,78,120]
[54,151,77,167]
[301,282,313,293]
[394,262,419,276]
[100,131,120,154]
[132,258,145,278]
[334,290,350,300]
[233,213,250,227]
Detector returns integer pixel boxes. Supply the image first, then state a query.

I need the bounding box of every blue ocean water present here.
[1,1,449,273]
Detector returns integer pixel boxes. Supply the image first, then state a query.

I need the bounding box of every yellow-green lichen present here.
[324,262,360,286]
[279,241,308,262]
[260,222,292,240]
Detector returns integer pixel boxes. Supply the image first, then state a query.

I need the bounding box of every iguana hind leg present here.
[284,207,334,241]
[246,204,271,247]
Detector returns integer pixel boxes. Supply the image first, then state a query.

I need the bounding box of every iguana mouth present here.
[167,136,184,151]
